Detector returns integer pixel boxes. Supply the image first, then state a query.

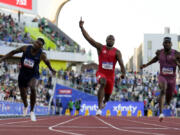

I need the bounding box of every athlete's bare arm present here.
[40,52,56,75]
[0,46,27,63]
[175,50,180,69]
[116,50,126,78]
[140,50,160,69]
[79,17,102,52]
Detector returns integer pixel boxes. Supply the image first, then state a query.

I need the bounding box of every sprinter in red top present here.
[79,18,126,115]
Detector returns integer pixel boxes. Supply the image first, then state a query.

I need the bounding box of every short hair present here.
[37,37,45,45]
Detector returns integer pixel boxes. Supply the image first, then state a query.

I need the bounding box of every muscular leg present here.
[98,78,106,110]
[159,82,167,114]
[166,91,173,105]
[19,87,28,108]
[29,78,38,112]
[104,94,111,104]
[166,79,175,105]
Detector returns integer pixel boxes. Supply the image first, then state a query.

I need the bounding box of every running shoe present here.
[23,107,28,117]
[96,109,102,116]
[30,111,37,122]
[159,113,164,122]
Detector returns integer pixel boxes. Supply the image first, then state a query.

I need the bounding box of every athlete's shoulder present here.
[173,49,178,53]
[115,49,122,57]
[102,45,106,48]
[113,46,118,51]
[20,45,28,52]
[156,49,162,56]
[114,47,120,52]
[41,51,46,57]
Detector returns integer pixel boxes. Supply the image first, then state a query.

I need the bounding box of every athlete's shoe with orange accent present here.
[159,113,164,122]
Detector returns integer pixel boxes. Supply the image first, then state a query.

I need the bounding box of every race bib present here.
[102,62,113,70]
[23,58,34,68]
[162,67,173,75]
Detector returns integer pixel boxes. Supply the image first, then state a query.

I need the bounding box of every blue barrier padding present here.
[0,101,48,116]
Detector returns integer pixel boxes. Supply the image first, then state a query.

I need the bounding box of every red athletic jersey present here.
[97,45,117,77]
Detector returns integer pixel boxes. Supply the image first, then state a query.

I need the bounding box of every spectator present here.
[68,99,73,115]
[74,99,81,116]
[56,98,63,115]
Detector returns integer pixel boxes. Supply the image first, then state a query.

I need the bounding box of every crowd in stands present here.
[57,69,98,94]
[39,18,85,53]
[0,13,85,54]
[56,68,180,116]
[0,13,32,44]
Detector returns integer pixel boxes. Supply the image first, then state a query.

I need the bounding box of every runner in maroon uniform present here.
[79,18,125,115]
[141,37,180,122]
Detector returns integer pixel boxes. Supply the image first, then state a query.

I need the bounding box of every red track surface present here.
[0,116,180,135]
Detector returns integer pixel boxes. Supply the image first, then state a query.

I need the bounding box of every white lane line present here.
[48,116,84,135]
[65,130,101,132]
[95,116,166,135]
[123,127,169,130]
[58,125,109,128]
[143,118,180,126]
[0,117,54,126]
[127,119,180,131]
[126,119,168,128]
[0,125,49,128]
[0,125,109,129]
[0,119,32,126]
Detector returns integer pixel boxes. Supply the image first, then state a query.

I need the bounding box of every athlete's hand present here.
[140,64,147,69]
[79,17,84,28]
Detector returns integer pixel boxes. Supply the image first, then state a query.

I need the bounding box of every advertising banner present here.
[0,0,37,14]
[0,0,32,10]
[55,84,72,98]
[0,101,48,116]
[78,101,144,116]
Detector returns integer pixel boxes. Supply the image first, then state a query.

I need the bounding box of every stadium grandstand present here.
[0,0,91,116]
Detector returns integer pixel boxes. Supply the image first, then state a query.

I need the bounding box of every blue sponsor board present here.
[0,101,48,116]
[54,84,97,100]
[78,101,144,116]
[55,84,72,98]
[54,83,97,114]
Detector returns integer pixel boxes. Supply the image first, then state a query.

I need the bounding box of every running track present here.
[0,116,180,135]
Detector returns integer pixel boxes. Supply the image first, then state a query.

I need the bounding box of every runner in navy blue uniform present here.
[0,38,56,121]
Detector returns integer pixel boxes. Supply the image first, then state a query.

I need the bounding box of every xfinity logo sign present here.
[113,104,137,113]
[80,104,98,112]
[78,101,143,116]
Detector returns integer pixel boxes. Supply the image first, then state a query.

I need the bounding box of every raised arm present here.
[140,50,160,69]
[116,50,126,78]
[79,17,102,51]
[40,52,56,75]
[0,46,27,62]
